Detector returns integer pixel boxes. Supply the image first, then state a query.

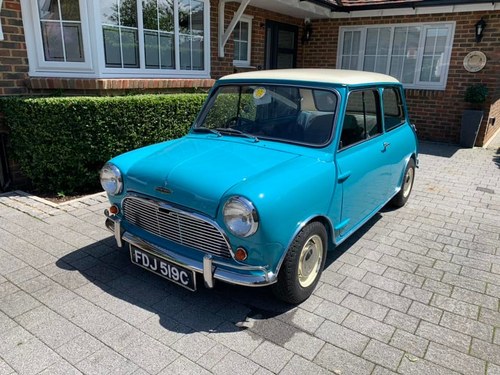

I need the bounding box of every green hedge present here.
[1,94,207,193]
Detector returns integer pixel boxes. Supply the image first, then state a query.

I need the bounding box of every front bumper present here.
[104,212,277,289]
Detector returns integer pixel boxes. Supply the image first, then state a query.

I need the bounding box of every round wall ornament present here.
[463,51,487,72]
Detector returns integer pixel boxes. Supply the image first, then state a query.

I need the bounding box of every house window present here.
[38,0,84,62]
[233,16,252,66]
[338,22,455,90]
[22,0,210,78]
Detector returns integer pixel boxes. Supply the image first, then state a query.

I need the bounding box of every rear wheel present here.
[272,222,327,304]
[391,158,415,208]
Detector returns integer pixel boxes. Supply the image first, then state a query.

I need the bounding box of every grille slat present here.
[123,197,231,258]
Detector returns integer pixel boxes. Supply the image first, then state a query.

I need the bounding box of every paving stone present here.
[280,355,331,375]
[422,278,453,297]
[390,329,429,358]
[488,363,500,375]
[277,307,325,334]
[442,273,486,293]
[341,293,389,321]
[210,321,263,356]
[399,355,460,374]
[365,287,412,313]
[38,358,83,375]
[211,351,259,375]
[196,343,230,371]
[451,286,499,310]
[159,356,211,375]
[379,254,418,273]
[76,346,138,375]
[416,265,444,281]
[55,333,105,364]
[440,311,493,342]
[313,300,350,323]
[362,272,405,294]
[120,335,179,374]
[383,267,424,288]
[362,339,404,371]
[313,283,348,303]
[425,342,486,375]
[99,322,146,351]
[315,320,369,355]
[314,343,375,375]
[249,340,293,373]
[343,311,395,343]
[470,338,500,365]
[401,285,433,304]
[319,269,346,286]
[338,263,368,280]
[431,294,479,319]
[416,320,471,353]
[384,309,420,334]
[359,258,387,275]
[407,301,442,324]
[338,277,371,297]
[171,332,217,361]
[0,290,41,318]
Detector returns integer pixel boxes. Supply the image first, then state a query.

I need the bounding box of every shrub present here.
[0,94,207,193]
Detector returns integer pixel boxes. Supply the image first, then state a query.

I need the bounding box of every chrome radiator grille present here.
[122,196,231,258]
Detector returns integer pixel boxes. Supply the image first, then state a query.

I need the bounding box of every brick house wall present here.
[0,0,28,95]
[302,11,500,145]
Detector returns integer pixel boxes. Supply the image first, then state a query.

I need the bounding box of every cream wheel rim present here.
[403,167,414,198]
[298,234,323,288]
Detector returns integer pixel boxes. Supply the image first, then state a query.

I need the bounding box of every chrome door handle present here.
[383,142,391,150]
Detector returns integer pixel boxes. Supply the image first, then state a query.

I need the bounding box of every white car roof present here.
[218,69,400,85]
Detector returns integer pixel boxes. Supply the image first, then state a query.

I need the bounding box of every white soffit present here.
[234,0,332,19]
[329,3,500,18]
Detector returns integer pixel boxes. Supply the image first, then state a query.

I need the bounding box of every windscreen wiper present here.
[191,127,221,136]
[215,128,259,143]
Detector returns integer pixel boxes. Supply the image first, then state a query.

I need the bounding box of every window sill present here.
[233,64,256,69]
[27,77,215,91]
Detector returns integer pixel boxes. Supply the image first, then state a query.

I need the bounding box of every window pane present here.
[142,0,158,30]
[158,0,174,32]
[119,0,137,27]
[192,0,204,35]
[234,40,241,61]
[278,30,294,49]
[179,0,190,34]
[159,33,174,68]
[192,37,204,70]
[277,53,294,69]
[365,31,377,55]
[341,90,380,148]
[240,22,248,41]
[60,0,80,21]
[343,31,352,54]
[63,23,84,61]
[420,27,448,82]
[101,0,119,25]
[144,31,159,68]
[179,35,191,69]
[103,26,122,67]
[41,21,64,60]
[39,0,60,20]
[121,28,139,67]
[341,31,360,70]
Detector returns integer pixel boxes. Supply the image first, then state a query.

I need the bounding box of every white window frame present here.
[337,21,456,90]
[232,14,252,67]
[21,0,211,79]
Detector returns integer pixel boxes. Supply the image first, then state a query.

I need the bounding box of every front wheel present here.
[272,222,327,304]
[391,158,415,208]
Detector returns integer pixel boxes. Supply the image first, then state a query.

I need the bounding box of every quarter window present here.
[338,22,455,90]
[383,88,405,131]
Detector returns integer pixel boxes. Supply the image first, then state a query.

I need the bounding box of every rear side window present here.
[340,89,381,149]
[383,87,405,131]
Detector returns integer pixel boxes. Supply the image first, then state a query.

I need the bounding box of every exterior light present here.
[475,18,486,43]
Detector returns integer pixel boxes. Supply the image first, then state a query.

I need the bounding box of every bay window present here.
[338,22,455,90]
[22,0,210,78]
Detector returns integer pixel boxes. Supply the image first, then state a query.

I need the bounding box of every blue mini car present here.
[101,69,418,303]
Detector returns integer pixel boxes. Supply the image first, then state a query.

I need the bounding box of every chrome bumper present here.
[104,212,277,289]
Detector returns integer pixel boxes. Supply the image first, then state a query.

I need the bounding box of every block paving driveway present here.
[0,142,499,375]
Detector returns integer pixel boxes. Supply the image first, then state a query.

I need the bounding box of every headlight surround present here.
[100,163,123,196]
[223,197,259,238]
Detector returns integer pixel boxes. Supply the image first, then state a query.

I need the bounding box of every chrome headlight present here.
[223,197,259,237]
[100,163,123,196]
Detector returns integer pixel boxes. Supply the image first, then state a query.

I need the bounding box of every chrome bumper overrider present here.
[104,211,277,288]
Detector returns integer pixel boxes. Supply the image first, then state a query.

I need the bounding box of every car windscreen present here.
[194,84,338,146]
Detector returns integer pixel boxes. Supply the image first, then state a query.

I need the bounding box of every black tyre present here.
[391,158,415,208]
[272,222,327,304]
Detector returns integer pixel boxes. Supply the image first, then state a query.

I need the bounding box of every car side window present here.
[383,87,405,131]
[340,89,381,149]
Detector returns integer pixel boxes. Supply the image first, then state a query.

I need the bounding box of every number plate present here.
[129,246,196,291]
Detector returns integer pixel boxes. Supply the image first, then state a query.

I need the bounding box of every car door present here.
[335,88,393,239]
